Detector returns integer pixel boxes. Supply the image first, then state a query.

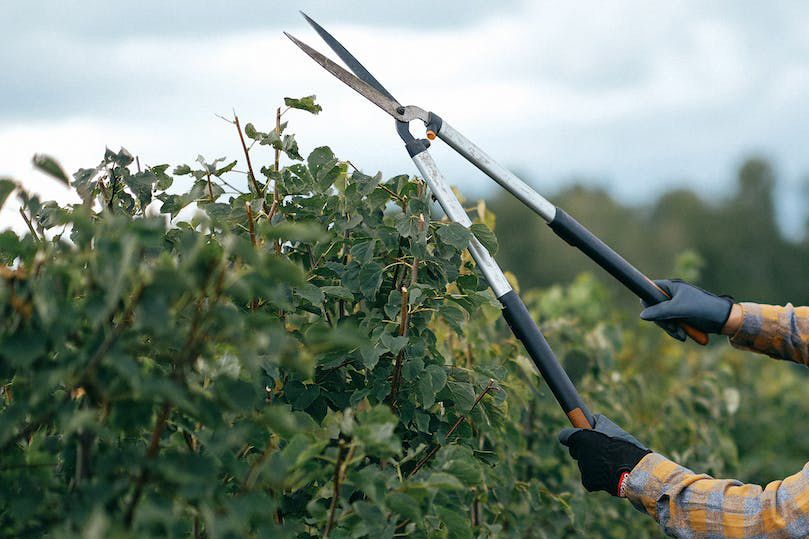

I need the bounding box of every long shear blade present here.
[299,12,397,102]
[284,32,404,120]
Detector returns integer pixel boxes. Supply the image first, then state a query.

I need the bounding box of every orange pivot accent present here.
[566,407,591,428]
[426,130,436,140]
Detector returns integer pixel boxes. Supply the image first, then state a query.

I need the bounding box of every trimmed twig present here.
[135,156,142,173]
[124,402,172,528]
[323,439,346,539]
[410,214,425,288]
[339,225,350,318]
[245,202,257,248]
[274,107,282,173]
[390,237,406,291]
[74,428,93,487]
[206,171,214,202]
[409,379,496,478]
[268,107,283,255]
[18,208,40,244]
[387,287,410,408]
[246,202,259,311]
[233,114,263,200]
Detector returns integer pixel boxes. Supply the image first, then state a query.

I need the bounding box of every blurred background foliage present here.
[1,101,808,539]
[490,156,809,308]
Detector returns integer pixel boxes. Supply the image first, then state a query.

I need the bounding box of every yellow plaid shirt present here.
[626,302,809,538]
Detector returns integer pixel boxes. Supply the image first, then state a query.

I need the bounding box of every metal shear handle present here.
[428,118,708,345]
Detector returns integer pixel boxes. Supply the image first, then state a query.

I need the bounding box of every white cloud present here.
[2,2,809,236]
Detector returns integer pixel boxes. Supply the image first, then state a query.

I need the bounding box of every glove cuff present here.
[616,471,631,498]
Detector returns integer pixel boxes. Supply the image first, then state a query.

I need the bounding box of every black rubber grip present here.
[548,208,668,305]
[499,290,593,425]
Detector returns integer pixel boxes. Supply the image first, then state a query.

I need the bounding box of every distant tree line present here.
[488,157,809,312]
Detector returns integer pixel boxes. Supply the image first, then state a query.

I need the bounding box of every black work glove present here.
[640,279,734,341]
[559,414,651,497]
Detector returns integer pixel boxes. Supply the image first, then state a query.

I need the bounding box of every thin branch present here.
[323,439,346,539]
[339,225,350,318]
[18,207,40,244]
[409,379,496,478]
[274,107,282,174]
[387,287,410,409]
[410,214,425,288]
[217,175,246,195]
[124,402,172,528]
[390,237,406,291]
[243,436,277,491]
[206,171,214,202]
[245,202,257,248]
[377,184,402,202]
[233,114,269,215]
[271,107,283,255]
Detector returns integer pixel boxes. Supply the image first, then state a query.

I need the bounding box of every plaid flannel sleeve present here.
[728,302,809,365]
[625,453,809,538]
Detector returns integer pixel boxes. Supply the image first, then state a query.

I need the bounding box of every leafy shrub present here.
[1,99,803,539]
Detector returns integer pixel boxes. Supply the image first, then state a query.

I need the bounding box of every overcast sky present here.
[3,1,809,235]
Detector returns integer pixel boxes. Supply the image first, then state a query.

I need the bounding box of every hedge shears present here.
[285,14,707,428]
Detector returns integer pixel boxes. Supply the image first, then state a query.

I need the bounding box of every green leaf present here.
[32,154,69,185]
[124,171,156,208]
[470,222,498,255]
[358,261,384,299]
[105,147,134,167]
[437,222,472,250]
[349,237,376,263]
[380,333,408,355]
[386,491,422,522]
[307,146,340,192]
[321,286,354,302]
[418,364,447,408]
[441,458,483,487]
[447,381,476,411]
[436,506,473,539]
[294,283,324,306]
[244,122,259,139]
[284,95,323,114]
[0,179,16,211]
[260,219,327,241]
[214,159,237,176]
[426,472,465,491]
[281,134,303,161]
[149,164,173,190]
[355,405,401,458]
[439,303,467,335]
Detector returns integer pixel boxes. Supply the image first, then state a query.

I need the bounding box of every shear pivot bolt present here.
[396,106,405,115]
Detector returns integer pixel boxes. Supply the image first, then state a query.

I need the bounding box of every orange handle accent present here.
[426,130,436,140]
[682,323,709,345]
[566,407,591,428]
[649,280,709,346]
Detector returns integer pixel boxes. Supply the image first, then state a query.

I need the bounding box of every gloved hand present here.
[559,414,651,497]
[640,279,734,341]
